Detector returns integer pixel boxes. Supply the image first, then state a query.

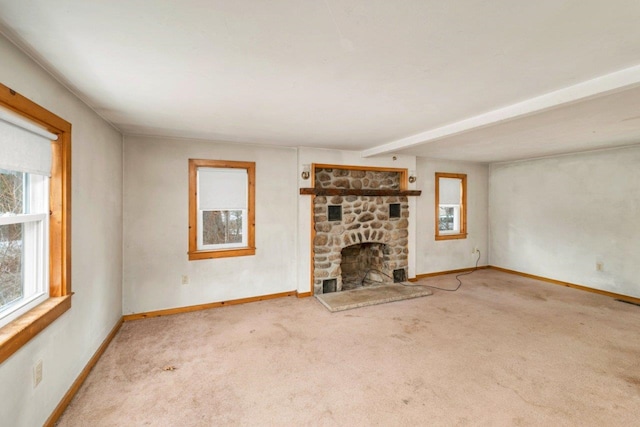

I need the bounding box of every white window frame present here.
[197,208,248,251]
[0,173,49,327]
[438,203,461,234]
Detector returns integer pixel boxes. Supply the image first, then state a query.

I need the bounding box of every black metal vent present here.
[323,278,337,293]
[328,205,342,221]
[389,203,401,219]
[393,268,407,283]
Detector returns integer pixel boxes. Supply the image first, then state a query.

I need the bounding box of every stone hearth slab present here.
[315,283,432,312]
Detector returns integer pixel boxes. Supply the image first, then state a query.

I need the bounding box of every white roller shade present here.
[439,177,461,205]
[198,167,247,210]
[0,106,57,176]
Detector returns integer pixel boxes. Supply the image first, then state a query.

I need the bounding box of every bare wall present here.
[415,158,489,274]
[0,35,123,426]
[489,146,640,298]
[123,136,298,314]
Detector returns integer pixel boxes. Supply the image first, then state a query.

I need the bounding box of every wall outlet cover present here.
[33,360,43,388]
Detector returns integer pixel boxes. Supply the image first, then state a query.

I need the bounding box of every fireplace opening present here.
[340,243,393,291]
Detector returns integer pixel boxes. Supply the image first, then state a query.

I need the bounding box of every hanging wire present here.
[413,250,481,292]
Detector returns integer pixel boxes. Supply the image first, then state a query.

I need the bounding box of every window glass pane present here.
[0,223,24,311]
[202,210,244,245]
[0,169,25,215]
[439,206,454,231]
[439,205,460,233]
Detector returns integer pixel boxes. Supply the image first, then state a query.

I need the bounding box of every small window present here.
[188,159,255,260]
[435,172,467,240]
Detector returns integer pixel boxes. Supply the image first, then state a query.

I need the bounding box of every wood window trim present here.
[0,83,72,365]
[435,172,467,241]
[188,159,255,260]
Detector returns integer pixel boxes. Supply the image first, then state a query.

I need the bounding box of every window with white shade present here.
[435,172,467,240]
[188,159,255,260]
[0,106,53,327]
[0,85,71,366]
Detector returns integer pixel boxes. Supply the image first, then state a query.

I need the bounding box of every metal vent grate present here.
[323,278,337,293]
[389,203,401,218]
[328,205,342,221]
[393,268,407,283]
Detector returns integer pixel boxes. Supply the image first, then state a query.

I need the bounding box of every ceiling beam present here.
[361,64,640,158]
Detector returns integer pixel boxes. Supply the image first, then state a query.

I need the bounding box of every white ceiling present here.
[1,0,640,162]
[390,85,640,163]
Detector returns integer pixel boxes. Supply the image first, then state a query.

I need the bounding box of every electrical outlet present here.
[596,262,603,272]
[33,360,43,388]
[181,275,189,285]
[472,247,479,254]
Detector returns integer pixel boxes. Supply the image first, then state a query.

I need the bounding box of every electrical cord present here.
[415,249,481,292]
[359,249,481,292]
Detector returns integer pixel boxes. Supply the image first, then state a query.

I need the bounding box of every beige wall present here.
[123,136,298,314]
[489,146,640,298]
[0,35,123,426]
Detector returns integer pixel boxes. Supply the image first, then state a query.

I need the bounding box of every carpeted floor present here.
[57,270,640,426]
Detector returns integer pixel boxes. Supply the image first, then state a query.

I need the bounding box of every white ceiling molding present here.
[361,64,640,158]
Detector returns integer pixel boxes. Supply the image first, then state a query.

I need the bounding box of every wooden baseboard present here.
[489,266,640,305]
[123,291,297,321]
[412,265,489,281]
[44,317,123,427]
[296,292,312,298]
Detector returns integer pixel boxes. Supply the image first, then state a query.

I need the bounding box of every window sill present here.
[189,247,256,260]
[435,233,468,241]
[0,295,72,365]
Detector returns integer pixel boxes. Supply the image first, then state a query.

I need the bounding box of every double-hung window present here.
[435,172,467,240]
[188,159,255,260]
[0,85,71,366]
[0,107,54,327]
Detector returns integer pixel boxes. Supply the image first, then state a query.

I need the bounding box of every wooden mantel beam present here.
[299,188,421,197]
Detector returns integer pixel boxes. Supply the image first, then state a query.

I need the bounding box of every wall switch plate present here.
[33,360,43,388]
[181,275,189,285]
[596,262,603,271]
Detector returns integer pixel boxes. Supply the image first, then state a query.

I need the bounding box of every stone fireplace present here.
[309,166,413,295]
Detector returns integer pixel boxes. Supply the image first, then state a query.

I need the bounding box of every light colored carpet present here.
[57,270,640,426]
[315,283,432,312]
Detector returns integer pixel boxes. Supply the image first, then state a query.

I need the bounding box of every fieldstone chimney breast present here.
[301,166,420,295]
